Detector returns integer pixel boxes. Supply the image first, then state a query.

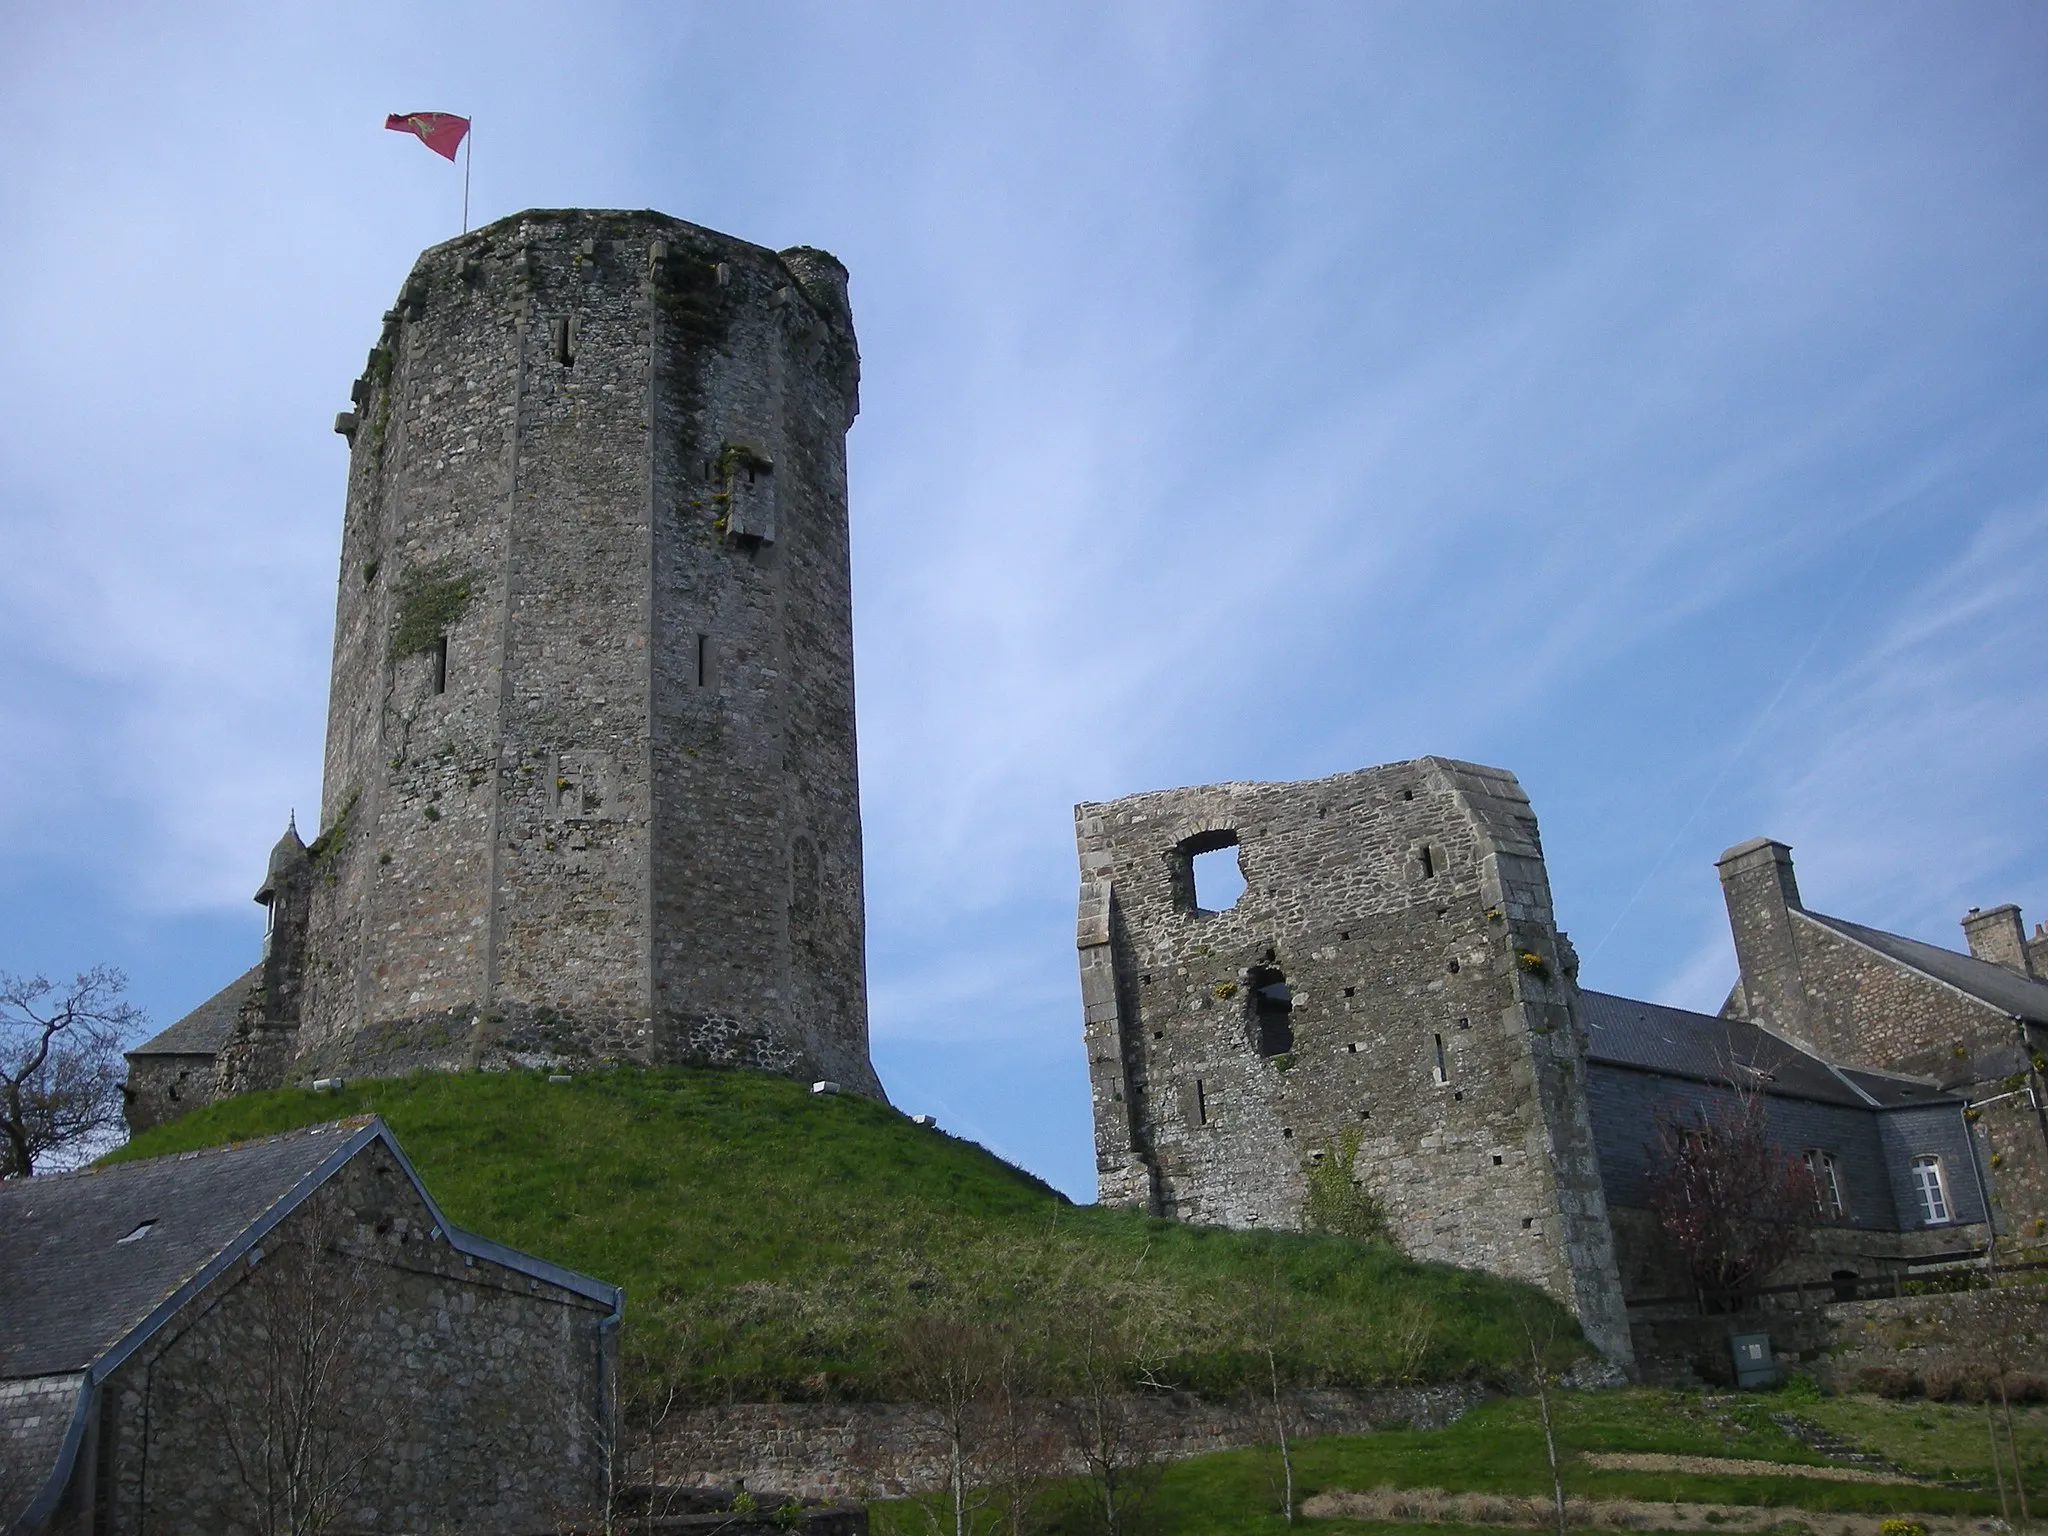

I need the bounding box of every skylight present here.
[117,1220,157,1245]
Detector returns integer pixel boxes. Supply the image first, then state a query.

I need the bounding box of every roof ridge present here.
[7,1117,379,1188]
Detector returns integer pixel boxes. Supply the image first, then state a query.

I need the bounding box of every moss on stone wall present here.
[389,565,476,658]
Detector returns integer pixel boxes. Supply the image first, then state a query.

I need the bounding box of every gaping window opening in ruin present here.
[1432,1033,1448,1084]
[1247,964,1293,1056]
[696,633,712,688]
[1178,829,1246,913]
[1195,1078,1208,1126]
[432,635,449,694]
[1417,844,1436,879]
[1911,1154,1951,1225]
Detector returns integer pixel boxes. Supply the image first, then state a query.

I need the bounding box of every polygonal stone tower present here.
[284,208,878,1095]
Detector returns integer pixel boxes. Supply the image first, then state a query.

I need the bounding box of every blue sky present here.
[3,5,2044,1198]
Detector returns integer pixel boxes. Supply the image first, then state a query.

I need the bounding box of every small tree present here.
[1246,1259,1297,1525]
[1647,1088,1819,1306]
[186,1189,407,1536]
[1518,1305,1568,1536]
[1047,1267,1178,1536]
[897,1309,1001,1536]
[1,967,141,1177]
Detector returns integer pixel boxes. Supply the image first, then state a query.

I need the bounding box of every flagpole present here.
[462,126,472,233]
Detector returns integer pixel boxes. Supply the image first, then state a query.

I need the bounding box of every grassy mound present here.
[110,1066,1583,1404]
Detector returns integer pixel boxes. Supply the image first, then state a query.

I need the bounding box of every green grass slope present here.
[110,1067,1583,1404]
[1026,1389,2016,1536]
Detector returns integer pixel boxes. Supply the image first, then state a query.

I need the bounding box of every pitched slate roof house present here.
[1,1119,621,1536]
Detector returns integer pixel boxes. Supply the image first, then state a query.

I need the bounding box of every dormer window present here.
[262,896,276,939]
[1912,1155,1952,1225]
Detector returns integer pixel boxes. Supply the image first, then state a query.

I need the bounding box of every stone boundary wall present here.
[642,1385,1488,1499]
[1820,1290,2048,1390]
[1630,1288,2048,1388]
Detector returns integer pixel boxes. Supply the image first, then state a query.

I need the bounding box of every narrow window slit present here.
[432,635,448,694]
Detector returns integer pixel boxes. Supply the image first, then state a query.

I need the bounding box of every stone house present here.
[1075,758,2047,1368]
[1,1119,621,1535]
[1582,988,1989,1302]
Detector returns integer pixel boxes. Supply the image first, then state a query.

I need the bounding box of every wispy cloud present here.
[2,3,2044,1197]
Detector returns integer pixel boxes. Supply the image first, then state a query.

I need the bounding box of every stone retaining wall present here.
[641,1385,1488,1499]
[1630,1285,2048,1388]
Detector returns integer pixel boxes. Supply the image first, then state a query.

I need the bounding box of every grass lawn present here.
[875,1389,2015,1536]
[1791,1394,2048,1489]
[107,1066,1580,1404]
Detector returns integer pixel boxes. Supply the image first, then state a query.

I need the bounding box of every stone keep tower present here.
[1074,758,1631,1364]
[275,209,877,1094]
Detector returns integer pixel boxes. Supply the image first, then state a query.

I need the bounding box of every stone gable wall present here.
[94,1142,614,1535]
[1073,757,1631,1364]
[1782,915,2048,1248]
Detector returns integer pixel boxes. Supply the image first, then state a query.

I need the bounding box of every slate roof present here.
[125,965,259,1058]
[1800,910,2048,1028]
[0,1121,368,1379]
[1,1118,623,1533]
[1579,990,1953,1109]
[0,1119,622,1385]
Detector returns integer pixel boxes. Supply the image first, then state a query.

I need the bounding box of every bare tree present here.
[1241,1258,1297,1526]
[1968,1278,2045,1527]
[1050,1278,1176,1536]
[982,1326,1060,1536]
[575,1382,682,1536]
[1,967,141,1177]
[185,1188,407,1536]
[1646,1087,1820,1306]
[1518,1305,1568,1536]
[897,1310,1001,1536]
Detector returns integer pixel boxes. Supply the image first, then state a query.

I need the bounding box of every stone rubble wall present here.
[94,1142,615,1535]
[253,207,878,1098]
[641,1385,1488,1500]
[1628,1286,2048,1389]
[1073,757,1632,1365]
[0,1373,83,1530]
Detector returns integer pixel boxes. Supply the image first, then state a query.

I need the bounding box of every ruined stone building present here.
[0,1119,620,1534]
[1075,759,2048,1366]
[127,209,881,1129]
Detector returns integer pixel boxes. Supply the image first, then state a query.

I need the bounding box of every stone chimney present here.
[1961,904,2036,977]
[1717,837,1816,1050]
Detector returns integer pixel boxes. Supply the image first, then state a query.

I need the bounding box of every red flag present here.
[385,111,470,162]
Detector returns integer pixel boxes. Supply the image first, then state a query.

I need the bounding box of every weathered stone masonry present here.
[190,209,879,1100]
[1075,757,1633,1365]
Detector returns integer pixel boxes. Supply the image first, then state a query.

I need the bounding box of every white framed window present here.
[1804,1150,1846,1219]
[1911,1154,1951,1225]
